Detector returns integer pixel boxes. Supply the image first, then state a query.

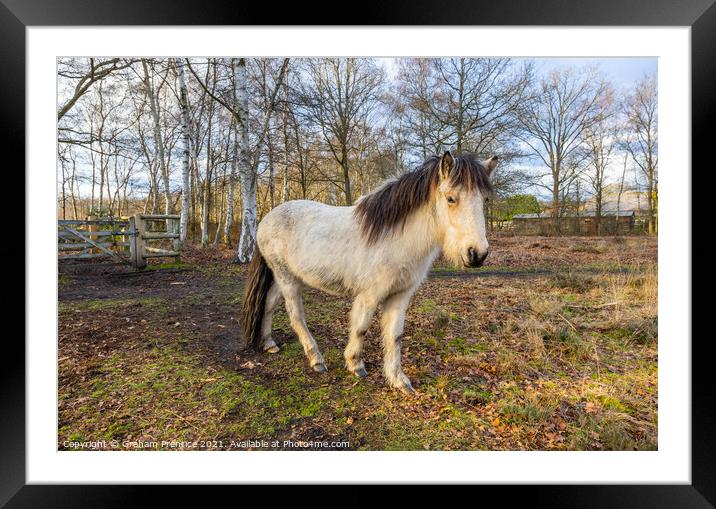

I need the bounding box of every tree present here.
[297,58,384,205]
[396,58,531,159]
[57,58,650,242]
[141,59,173,216]
[57,58,134,121]
[615,151,629,237]
[187,57,288,259]
[175,58,194,243]
[623,73,658,234]
[491,194,541,230]
[582,86,616,235]
[517,67,609,233]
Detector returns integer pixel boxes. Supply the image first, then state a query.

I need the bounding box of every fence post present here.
[87,215,97,253]
[128,216,137,268]
[132,214,147,269]
[170,218,180,254]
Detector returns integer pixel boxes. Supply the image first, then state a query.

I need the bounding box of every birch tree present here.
[175,57,193,242]
[141,59,172,215]
[230,58,260,261]
[187,58,288,260]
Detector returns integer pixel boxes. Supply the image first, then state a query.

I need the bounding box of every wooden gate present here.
[58,214,181,269]
[132,214,181,269]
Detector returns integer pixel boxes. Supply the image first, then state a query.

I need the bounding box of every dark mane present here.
[354,152,493,244]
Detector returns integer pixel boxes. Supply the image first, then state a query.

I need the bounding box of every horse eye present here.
[447,196,456,204]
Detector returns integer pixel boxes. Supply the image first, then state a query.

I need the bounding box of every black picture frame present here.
[2,0,712,505]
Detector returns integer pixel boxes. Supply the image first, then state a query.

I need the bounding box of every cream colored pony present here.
[241,151,497,393]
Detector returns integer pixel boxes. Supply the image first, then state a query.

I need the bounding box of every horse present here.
[240,151,497,393]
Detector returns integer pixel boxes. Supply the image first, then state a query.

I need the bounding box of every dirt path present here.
[429,266,640,279]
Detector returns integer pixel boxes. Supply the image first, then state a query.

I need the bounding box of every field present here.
[58,235,658,451]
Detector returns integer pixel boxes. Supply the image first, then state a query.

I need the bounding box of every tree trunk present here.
[225,119,238,246]
[616,153,627,237]
[647,172,656,235]
[70,157,79,219]
[281,76,290,203]
[234,58,257,263]
[340,143,352,205]
[176,58,192,243]
[552,169,560,236]
[201,111,213,247]
[267,118,276,209]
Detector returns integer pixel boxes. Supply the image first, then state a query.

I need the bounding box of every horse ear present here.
[440,151,454,180]
[483,155,498,177]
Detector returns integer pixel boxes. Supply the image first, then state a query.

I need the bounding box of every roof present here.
[513,210,635,219]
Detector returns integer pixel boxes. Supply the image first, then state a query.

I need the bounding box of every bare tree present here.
[57,58,134,121]
[582,86,616,235]
[397,58,531,156]
[297,58,384,205]
[141,59,173,216]
[623,73,658,234]
[517,67,609,233]
[57,58,652,244]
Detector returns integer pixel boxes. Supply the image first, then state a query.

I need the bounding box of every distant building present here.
[512,210,636,236]
[584,185,651,217]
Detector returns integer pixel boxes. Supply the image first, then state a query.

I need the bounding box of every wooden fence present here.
[58,214,181,269]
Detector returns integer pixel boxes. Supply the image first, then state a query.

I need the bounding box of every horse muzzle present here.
[464,247,488,268]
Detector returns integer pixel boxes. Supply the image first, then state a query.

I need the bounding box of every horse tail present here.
[240,244,274,351]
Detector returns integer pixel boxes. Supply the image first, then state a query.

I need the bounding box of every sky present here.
[528,57,657,91]
[378,57,657,91]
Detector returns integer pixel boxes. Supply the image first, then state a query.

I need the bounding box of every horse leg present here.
[260,282,282,353]
[381,289,416,394]
[275,276,326,372]
[345,292,379,378]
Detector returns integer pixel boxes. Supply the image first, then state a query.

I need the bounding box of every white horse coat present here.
[241,151,497,393]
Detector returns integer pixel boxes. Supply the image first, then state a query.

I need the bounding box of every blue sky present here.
[378,57,657,91]
[527,57,657,91]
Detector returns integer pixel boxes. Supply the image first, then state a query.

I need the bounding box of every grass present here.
[58,296,166,313]
[59,342,337,446]
[58,239,658,451]
[145,262,194,271]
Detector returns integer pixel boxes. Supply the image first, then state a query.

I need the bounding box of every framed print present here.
[2,0,713,504]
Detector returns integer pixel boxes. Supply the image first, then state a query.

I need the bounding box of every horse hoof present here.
[353,367,368,378]
[312,363,328,373]
[264,345,280,354]
[399,383,416,395]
